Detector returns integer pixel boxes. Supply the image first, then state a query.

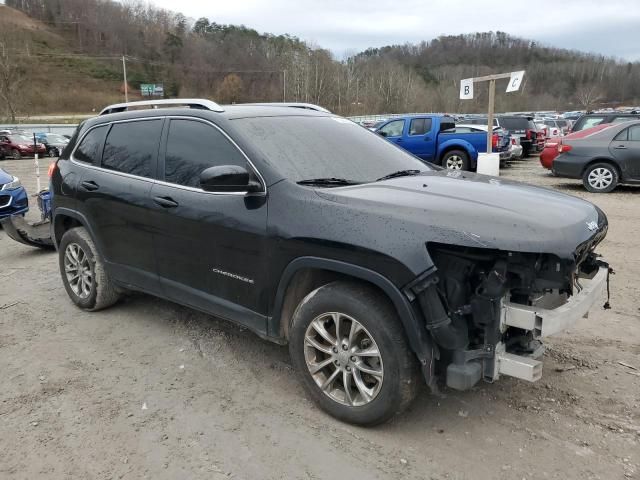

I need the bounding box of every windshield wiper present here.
[375,169,422,182]
[297,177,360,187]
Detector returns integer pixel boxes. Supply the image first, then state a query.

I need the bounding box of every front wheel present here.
[289,281,419,426]
[582,163,618,193]
[442,150,470,170]
[12,149,21,160]
[48,148,57,158]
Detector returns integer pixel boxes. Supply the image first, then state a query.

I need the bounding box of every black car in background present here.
[571,112,640,133]
[464,115,538,157]
[50,99,609,425]
[553,120,640,192]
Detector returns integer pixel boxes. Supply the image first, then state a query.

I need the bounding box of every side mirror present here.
[200,165,262,193]
[377,130,388,137]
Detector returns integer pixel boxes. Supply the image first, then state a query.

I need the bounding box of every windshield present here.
[574,116,605,131]
[234,116,432,184]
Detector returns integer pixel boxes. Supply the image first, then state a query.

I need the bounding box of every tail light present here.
[511,138,516,145]
[492,133,498,149]
[526,129,532,139]
[48,161,58,178]
[557,144,572,153]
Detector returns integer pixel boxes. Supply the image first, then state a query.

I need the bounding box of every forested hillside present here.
[2,0,640,119]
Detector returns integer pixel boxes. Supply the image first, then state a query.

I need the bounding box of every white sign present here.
[506,70,525,93]
[460,78,474,100]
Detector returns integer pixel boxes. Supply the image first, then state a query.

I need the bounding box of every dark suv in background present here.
[570,112,640,133]
[50,99,610,426]
[463,115,538,157]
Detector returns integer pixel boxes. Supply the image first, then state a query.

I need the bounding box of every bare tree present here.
[0,40,24,122]
[575,84,603,111]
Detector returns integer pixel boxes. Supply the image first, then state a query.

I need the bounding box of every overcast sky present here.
[150,0,640,61]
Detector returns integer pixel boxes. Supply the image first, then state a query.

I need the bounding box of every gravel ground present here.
[0,156,638,480]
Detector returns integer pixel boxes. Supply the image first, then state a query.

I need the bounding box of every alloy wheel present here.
[446,155,463,169]
[588,167,613,190]
[304,312,384,407]
[64,243,93,298]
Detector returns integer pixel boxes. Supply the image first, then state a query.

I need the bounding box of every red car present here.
[0,134,46,160]
[539,124,615,169]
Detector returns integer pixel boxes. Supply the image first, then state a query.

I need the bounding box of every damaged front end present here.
[405,233,610,391]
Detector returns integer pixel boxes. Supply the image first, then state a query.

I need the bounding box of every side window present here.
[379,120,405,137]
[73,125,108,164]
[611,116,633,124]
[164,119,246,188]
[629,126,640,141]
[614,129,628,141]
[102,120,163,178]
[409,118,432,135]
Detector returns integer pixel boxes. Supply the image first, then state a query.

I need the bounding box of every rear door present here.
[401,117,434,160]
[76,118,163,290]
[149,117,269,333]
[610,125,640,180]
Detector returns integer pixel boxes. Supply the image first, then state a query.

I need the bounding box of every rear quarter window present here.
[73,125,108,164]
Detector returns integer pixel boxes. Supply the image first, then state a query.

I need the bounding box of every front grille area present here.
[0,194,12,209]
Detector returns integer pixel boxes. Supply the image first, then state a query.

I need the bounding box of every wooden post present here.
[486,79,496,153]
[122,56,128,103]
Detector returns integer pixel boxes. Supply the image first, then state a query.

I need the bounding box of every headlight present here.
[1,176,21,190]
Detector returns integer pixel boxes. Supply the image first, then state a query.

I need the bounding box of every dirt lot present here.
[1,156,638,480]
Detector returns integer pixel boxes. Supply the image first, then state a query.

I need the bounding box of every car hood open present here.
[316,170,606,259]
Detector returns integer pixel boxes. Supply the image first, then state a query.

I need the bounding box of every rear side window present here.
[629,126,640,141]
[102,120,163,178]
[74,125,108,164]
[164,119,246,188]
[409,118,432,135]
[499,117,530,131]
[611,116,638,124]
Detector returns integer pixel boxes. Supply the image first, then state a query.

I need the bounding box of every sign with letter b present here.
[460,78,474,100]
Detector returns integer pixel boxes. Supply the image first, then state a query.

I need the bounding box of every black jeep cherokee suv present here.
[51,99,610,425]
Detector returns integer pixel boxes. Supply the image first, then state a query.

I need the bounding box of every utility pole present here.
[283,70,286,102]
[122,56,128,102]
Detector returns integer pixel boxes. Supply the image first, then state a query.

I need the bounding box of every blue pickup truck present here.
[374,115,510,170]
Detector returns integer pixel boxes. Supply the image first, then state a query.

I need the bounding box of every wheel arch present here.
[269,257,434,368]
[437,140,477,168]
[582,157,622,178]
[52,208,101,254]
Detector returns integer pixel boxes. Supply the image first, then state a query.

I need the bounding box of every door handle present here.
[424,137,431,141]
[395,138,403,143]
[153,196,179,208]
[80,180,99,191]
[613,145,627,149]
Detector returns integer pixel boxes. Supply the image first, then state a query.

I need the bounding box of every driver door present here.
[378,119,406,147]
[149,117,269,333]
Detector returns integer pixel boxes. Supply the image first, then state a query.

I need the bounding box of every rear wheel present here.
[59,227,121,311]
[12,149,21,160]
[442,150,470,171]
[289,281,419,426]
[582,162,618,193]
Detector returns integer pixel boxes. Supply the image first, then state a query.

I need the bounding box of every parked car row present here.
[0,129,69,160]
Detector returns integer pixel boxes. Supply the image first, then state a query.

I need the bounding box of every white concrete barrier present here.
[477,153,500,176]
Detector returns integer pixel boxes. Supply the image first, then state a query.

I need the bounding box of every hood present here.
[316,170,606,259]
[0,168,13,186]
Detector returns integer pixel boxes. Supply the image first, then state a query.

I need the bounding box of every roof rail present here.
[238,102,331,113]
[99,98,225,116]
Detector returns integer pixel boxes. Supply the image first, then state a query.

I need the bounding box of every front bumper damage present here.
[493,264,608,382]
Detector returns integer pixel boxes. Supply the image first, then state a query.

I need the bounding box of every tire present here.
[58,226,121,311]
[48,148,56,158]
[441,150,470,171]
[289,281,419,426]
[582,162,618,193]
[12,149,21,160]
